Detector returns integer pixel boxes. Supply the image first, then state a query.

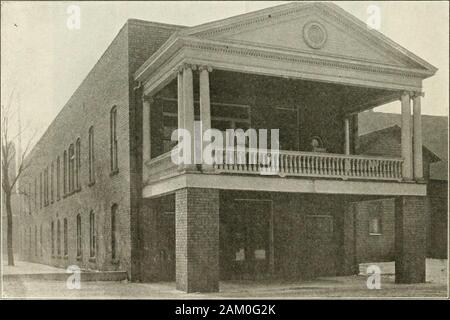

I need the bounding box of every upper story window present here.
[34,177,37,210]
[63,151,67,195]
[76,138,81,189]
[160,97,251,153]
[68,143,75,192]
[28,183,32,214]
[110,107,118,174]
[50,161,54,203]
[88,126,95,185]
[56,156,60,200]
[39,172,43,209]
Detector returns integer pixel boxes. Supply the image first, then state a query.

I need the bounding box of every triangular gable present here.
[180,2,437,74]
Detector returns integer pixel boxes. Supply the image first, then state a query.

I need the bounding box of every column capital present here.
[198,65,213,73]
[412,91,425,99]
[399,91,411,100]
[179,63,198,71]
[142,94,153,104]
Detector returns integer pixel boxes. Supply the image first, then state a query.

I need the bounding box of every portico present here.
[135,2,437,292]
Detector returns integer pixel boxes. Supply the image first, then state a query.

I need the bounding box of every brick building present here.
[355,113,448,261]
[17,3,441,292]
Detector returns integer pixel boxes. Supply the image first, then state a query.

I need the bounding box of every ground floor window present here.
[369,202,382,235]
[34,225,37,257]
[76,214,82,258]
[51,221,54,256]
[57,220,61,256]
[40,224,43,257]
[111,204,118,260]
[63,218,68,257]
[89,211,96,258]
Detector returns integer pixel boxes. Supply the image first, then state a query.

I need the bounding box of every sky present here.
[1,1,449,149]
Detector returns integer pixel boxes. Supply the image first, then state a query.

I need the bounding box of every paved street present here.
[1,259,447,299]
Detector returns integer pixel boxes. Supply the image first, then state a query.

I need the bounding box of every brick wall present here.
[16,20,182,277]
[220,191,353,280]
[353,199,396,263]
[127,20,182,279]
[428,180,448,258]
[18,24,132,272]
[175,188,219,292]
[395,196,427,283]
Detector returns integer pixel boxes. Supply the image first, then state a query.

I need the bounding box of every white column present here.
[177,68,184,133]
[401,91,413,180]
[199,65,213,170]
[182,64,195,169]
[344,117,350,155]
[413,92,424,181]
[142,95,151,164]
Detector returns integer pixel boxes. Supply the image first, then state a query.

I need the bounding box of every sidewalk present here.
[3,260,66,275]
[2,259,127,281]
[359,259,448,284]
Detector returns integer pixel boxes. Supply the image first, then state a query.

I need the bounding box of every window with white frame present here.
[369,202,382,235]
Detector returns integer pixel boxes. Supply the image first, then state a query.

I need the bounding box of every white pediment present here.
[183,2,435,72]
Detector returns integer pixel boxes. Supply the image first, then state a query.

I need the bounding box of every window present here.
[88,127,95,184]
[63,218,68,257]
[51,221,55,256]
[76,138,81,189]
[63,151,67,195]
[76,214,82,258]
[56,156,60,200]
[111,204,118,260]
[50,162,54,203]
[34,177,37,209]
[68,144,75,192]
[39,172,42,208]
[369,202,382,235]
[45,166,49,205]
[57,220,61,256]
[40,224,43,257]
[110,107,118,173]
[34,225,37,257]
[28,183,32,214]
[89,211,96,258]
[160,98,251,153]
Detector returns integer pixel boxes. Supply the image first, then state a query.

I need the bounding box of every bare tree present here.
[1,89,34,266]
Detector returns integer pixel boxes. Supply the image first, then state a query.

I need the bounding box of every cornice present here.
[182,38,431,79]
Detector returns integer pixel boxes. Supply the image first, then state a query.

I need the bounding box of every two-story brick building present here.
[17,2,439,293]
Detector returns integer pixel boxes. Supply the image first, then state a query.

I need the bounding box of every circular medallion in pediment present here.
[303,21,327,49]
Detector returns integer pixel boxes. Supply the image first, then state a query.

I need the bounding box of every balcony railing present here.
[213,149,403,181]
[145,149,404,183]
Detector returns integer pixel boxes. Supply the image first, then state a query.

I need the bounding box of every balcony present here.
[145,148,404,184]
